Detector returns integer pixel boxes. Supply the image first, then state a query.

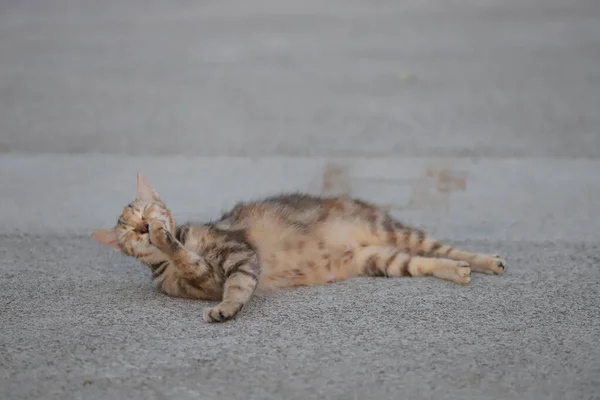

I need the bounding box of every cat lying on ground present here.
[92,174,505,323]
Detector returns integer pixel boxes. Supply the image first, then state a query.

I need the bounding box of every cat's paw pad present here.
[203,303,242,323]
[454,262,471,285]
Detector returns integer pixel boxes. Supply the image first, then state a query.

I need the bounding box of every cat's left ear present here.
[91,229,121,252]
[137,173,160,201]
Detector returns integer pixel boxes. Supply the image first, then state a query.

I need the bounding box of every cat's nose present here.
[140,223,149,234]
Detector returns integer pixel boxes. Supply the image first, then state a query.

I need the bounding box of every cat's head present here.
[91,174,175,257]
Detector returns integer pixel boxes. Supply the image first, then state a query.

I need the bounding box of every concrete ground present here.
[1,0,599,399]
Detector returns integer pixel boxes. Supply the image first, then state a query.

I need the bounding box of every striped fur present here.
[91,174,505,323]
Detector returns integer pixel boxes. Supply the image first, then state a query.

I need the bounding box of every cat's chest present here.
[149,260,170,282]
[152,262,221,301]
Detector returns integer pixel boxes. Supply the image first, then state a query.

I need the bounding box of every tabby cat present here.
[91,174,505,323]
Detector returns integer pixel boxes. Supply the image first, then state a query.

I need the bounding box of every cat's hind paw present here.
[454,262,471,285]
[469,254,505,275]
[489,255,505,275]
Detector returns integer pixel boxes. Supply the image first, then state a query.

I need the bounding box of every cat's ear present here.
[90,229,121,252]
[136,173,160,201]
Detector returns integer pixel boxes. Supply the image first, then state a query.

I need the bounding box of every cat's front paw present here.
[203,302,243,323]
[149,220,171,252]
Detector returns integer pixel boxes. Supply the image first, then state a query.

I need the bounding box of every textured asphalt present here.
[1,1,600,399]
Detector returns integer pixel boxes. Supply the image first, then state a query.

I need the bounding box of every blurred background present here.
[2,0,599,158]
[1,1,599,399]
[1,0,599,240]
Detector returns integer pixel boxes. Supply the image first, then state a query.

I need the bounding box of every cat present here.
[91,174,505,323]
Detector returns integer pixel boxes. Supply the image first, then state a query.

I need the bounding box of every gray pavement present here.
[1,0,600,399]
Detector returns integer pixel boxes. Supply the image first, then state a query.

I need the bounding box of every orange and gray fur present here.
[92,174,506,323]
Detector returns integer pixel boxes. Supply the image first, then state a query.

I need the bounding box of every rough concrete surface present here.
[1,0,600,399]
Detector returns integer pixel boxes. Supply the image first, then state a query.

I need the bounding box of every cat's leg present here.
[203,255,259,323]
[347,245,471,285]
[429,244,504,275]
[377,216,505,275]
[149,220,211,281]
[412,235,505,275]
[150,221,258,322]
[342,202,505,275]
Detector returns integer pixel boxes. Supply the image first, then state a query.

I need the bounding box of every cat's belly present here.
[243,215,379,291]
[253,237,357,292]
